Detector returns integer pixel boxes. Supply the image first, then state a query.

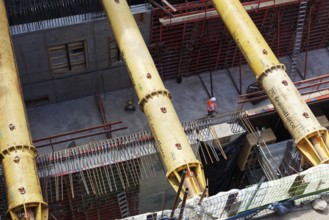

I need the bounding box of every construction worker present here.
[207,97,217,117]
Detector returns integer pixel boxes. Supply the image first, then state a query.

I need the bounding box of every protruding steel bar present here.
[239,73,329,98]
[161,189,168,218]
[148,0,175,17]
[178,188,189,220]
[198,185,208,206]
[95,93,112,138]
[245,177,265,210]
[170,170,187,218]
[162,0,177,12]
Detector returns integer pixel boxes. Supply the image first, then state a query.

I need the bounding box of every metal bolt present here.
[146,73,152,79]
[263,49,268,55]
[175,143,182,150]
[282,80,288,86]
[115,0,120,3]
[160,107,167,113]
[303,112,309,118]
[18,187,26,194]
[9,124,15,131]
[13,156,20,163]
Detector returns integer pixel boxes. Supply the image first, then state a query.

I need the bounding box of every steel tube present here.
[239,86,329,104]
[0,1,48,218]
[239,73,329,98]
[239,79,329,101]
[101,0,205,198]
[212,0,329,165]
[35,126,128,148]
[33,121,121,142]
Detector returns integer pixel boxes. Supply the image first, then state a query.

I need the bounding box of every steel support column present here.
[0,1,48,218]
[212,0,329,166]
[101,0,205,199]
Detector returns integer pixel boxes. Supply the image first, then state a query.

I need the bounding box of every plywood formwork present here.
[238,128,277,171]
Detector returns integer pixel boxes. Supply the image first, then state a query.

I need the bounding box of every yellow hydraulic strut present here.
[0,1,48,219]
[101,0,206,198]
[212,0,329,166]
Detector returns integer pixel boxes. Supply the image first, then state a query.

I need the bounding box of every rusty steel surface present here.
[149,0,329,81]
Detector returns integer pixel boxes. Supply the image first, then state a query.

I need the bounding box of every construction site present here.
[1,0,329,219]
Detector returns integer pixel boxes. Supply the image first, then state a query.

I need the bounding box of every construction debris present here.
[312,199,327,212]
[122,164,329,220]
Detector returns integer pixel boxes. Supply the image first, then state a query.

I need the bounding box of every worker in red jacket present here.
[207,97,217,117]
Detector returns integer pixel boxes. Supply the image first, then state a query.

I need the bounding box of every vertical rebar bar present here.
[170,170,187,218]
[178,188,189,220]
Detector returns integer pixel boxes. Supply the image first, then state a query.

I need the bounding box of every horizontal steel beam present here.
[159,0,300,26]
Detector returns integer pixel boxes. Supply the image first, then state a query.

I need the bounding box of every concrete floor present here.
[26,48,329,213]
[28,49,329,152]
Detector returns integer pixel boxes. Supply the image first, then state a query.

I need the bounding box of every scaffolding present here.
[149,0,329,89]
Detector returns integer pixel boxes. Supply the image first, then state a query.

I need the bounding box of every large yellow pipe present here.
[212,0,329,166]
[101,0,205,198]
[0,1,48,219]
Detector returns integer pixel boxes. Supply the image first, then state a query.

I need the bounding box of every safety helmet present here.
[210,97,216,102]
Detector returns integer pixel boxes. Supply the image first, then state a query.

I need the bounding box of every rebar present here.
[170,170,187,218]
[178,188,189,220]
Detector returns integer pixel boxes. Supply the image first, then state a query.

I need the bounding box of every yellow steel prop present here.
[0,1,48,219]
[101,0,206,198]
[212,0,329,166]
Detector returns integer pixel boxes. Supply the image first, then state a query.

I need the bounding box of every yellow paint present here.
[212,0,329,165]
[101,0,205,198]
[0,1,48,219]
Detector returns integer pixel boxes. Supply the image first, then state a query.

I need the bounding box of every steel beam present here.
[159,0,300,26]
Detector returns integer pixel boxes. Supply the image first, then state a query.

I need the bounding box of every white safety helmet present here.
[210,97,216,102]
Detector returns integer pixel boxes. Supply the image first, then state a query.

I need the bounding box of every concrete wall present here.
[12,11,151,105]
